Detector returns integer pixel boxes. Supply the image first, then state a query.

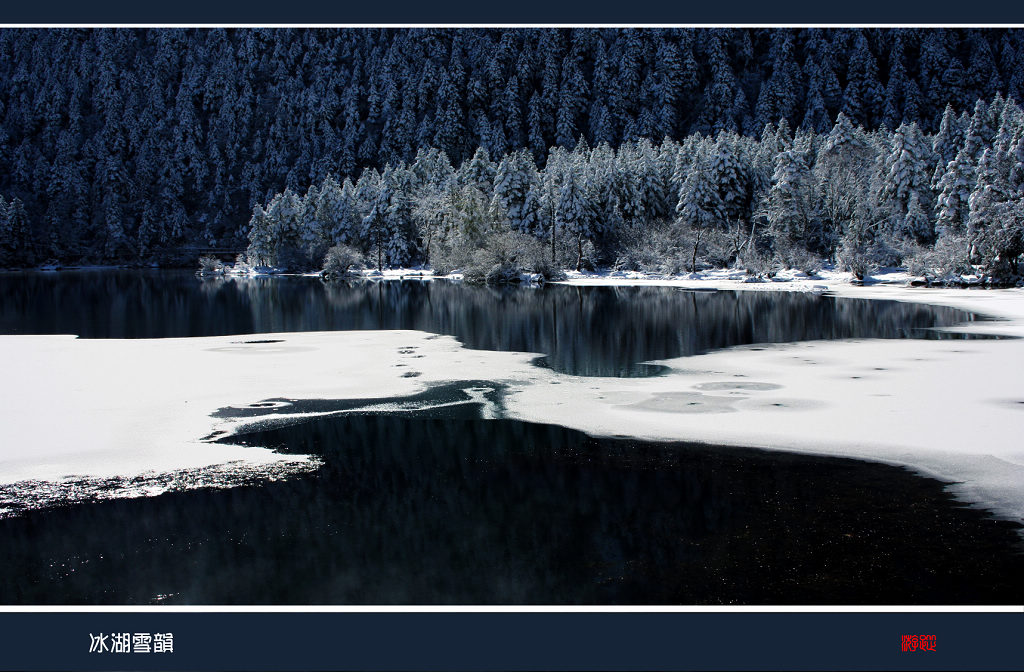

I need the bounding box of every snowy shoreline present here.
[2,271,1023,529]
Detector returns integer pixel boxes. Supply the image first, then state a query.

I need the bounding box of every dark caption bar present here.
[5,0,1024,23]
[0,612,1020,671]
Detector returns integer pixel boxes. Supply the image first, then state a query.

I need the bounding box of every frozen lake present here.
[0,270,1021,604]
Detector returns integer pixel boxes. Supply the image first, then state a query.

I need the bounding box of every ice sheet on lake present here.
[1,282,1023,526]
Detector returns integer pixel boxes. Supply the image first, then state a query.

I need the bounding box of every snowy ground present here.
[2,268,1023,528]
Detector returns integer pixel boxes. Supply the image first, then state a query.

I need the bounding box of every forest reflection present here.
[0,270,995,376]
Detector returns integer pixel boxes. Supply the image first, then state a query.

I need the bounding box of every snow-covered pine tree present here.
[968,33,1004,104]
[635,138,671,221]
[246,204,275,267]
[967,145,1012,264]
[931,104,965,189]
[963,98,996,163]
[814,113,875,255]
[555,53,587,149]
[382,165,415,268]
[755,31,801,131]
[804,29,842,112]
[527,92,547,164]
[697,30,739,134]
[676,144,724,272]
[802,73,832,134]
[898,192,933,242]
[433,68,466,162]
[934,146,976,238]
[653,39,683,139]
[765,145,821,256]
[262,188,305,268]
[460,147,497,194]
[361,175,391,272]
[316,175,360,248]
[882,35,910,130]
[615,145,646,223]
[555,165,594,270]
[878,122,935,242]
[710,132,748,225]
[841,34,884,128]
[491,150,543,236]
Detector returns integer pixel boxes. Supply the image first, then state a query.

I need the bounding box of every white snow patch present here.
[0,331,536,492]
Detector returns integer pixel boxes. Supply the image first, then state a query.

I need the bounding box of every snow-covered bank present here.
[1,276,1023,527]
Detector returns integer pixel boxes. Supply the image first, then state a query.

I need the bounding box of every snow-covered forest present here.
[249,98,1024,282]
[1,28,1024,278]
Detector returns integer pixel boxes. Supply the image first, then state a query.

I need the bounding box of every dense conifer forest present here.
[1,28,1022,280]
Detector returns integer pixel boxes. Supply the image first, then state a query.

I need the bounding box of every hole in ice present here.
[247,400,292,410]
[744,398,824,411]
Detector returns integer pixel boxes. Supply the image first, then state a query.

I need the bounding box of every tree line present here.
[2,28,1024,267]
[244,95,1024,283]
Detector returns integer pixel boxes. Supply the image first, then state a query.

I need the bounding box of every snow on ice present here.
[1,275,1023,528]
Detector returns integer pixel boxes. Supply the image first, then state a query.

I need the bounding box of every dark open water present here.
[0,270,1001,376]
[0,270,1020,604]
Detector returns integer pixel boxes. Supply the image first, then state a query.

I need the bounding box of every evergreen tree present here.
[555,166,594,270]
[676,145,723,271]
[968,145,1012,263]
[709,132,748,225]
[755,31,801,131]
[815,113,875,255]
[491,150,543,236]
[246,204,275,267]
[935,146,976,238]
[879,122,934,242]
[898,192,932,242]
[931,104,964,188]
[316,175,361,247]
[842,34,884,128]
[766,147,822,255]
